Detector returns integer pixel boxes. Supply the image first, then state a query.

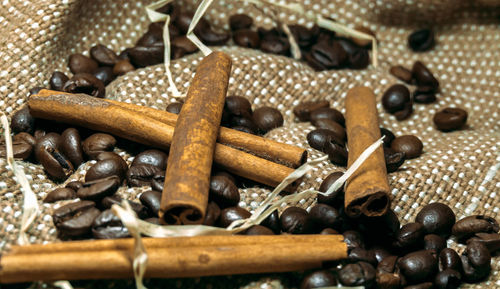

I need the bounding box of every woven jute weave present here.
[0,0,499,288]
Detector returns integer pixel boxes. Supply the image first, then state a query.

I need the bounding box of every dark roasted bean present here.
[467,233,500,253]
[293,100,329,122]
[376,256,406,289]
[434,268,461,289]
[212,170,237,187]
[423,234,446,253]
[63,73,105,98]
[371,247,392,264]
[252,107,283,134]
[93,66,115,85]
[393,222,425,251]
[68,53,98,74]
[92,209,130,239]
[433,107,468,132]
[348,248,377,265]
[261,210,281,234]
[95,152,128,172]
[38,146,74,181]
[166,102,183,114]
[311,119,346,143]
[136,22,164,46]
[90,44,119,66]
[325,141,348,166]
[244,225,274,235]
[280,207,314,234]
[195,25,230,46]
[308,41,347,69]
[49,71,69,91]
[233,29,260,49]
[82,133,116,159]
[390,65,413,84]
[131,149,168,170]
[317,171,344,206]
[461,241,491,282]
[384,147,405,173]
[348,48,370,69]
[127,164,161,187]
[44,187,76,203]
[52,200,100,238]
[11,106,35,134]
[440,248,462,272]
[359,209,400,242]
[452,215,499,241]
[338,261,376,287]
[128,44,164,68]
[66,181,83,192]
[310,107,345,126]
[203,201,221,226]
[139,190,162,217]
[218,206,251,228]
[76,176,120,201]
[394,101,413,121]
[225,96,252,118]
[229,14,253,31]
[408,29,435,52]
[289,24,318,48]
[85,158,127,183]
[34,132,60,161]
[415,202,456,238]
[113,59,135,76]
[343,230,366,249]
[413,86,436,103]
[398,250,438,284]
[59,128,83,167]
[309,203,340,231]
[260,37,290,56]
[382,84,411,114]
[300,270,337,289]
[0,140,32,160]
[209,175,239,208]
[230,116,258,132]
[171,36,198,54]
[100,195,149,219]
[307,129,345,151]
[391,135,423,159]
[151,170,165,192]
[13,132,36,147]
[412,61,439,90]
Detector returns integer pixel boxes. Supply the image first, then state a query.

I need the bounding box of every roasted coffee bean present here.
[412,61,439,89]
[404,283,433,289]
[398,250,438,284]
[139,190,162,217]
[202,201,221,226]
[213,170,237,186]
[230,116,258,133]
[218,206,251,228]
[260,36,290,56]
[352,26,376,47]
[93,66,115,85]
[320,228,339,234]
[131,149,168,170]
[252,107,283,134]
[433,107,468,132]
[376,256,406,289]
[92,209,130,239]
[209,175,240,208]
[82,133,116,159]
[261,210,281,234]
[393,222,425,251]
[394,101,413,121]
[310,107,345,126]
[90,44,119,66]
[382,84,411,114]
[11,106,35,134]
[171,36,198,54]
[34,132,60,161]
[136,22,164,46]
[166,102,183,114]
[151,170,165,192]
[415,202,455,237]
[244,225,274,235]
[195,25,230,46]
[348,248,377,265]
[338,261,376,287]
[359,209,400,242]
[69,53,98,74]
[423,234,446,253]
[63,73,105,98]
[34,129,46,140]
[467,233,500,253]
[118,48,131,61]
[0,140,32,160]
[312,119,346,142]
[461,241,491,282]
[289,24,318,48]
[371,247,392,264]
[52,200,100,237]
[408,29,435,52]
[128,44,164,68]
[39,146,74,181]
[347,48,370,69]
[59,128,83,167]
[280,207,314,234]
[127,164,161,187]
[391,135,423,159]
[173,11,195,34]
[439,248,462,272]
[113,59,135,76]
[452,215,499,241]
[300,270,337,289]
[229,14,253,31]
[66,181,83,191]
[100,195,148,219]
[293,100,329,122]
[343,230,366,249]
[44,187,76,203]
[13,132,36,147]
[325,141,348,166]
[390,65,413,84]
[308,41,347,69]
[233,29,260,49]
[384,147,405,173]
[304,51,327,71]
[317,171,344,206]
[95,152,128,171]
[307,129,345,151]
[434,268,461,289]
[309,203,340,231]
[413,86,436,104]
[49,71,69,91]
[77,176,120,201]
[85,158,127,183]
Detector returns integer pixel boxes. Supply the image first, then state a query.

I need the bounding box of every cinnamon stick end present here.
[345,191,389,218]
[161,206,204,225]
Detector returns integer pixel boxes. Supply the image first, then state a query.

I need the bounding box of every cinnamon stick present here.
[35,89,307,168]
[0,235,348,283]
[344,87,390,217]
[160,52,231,225]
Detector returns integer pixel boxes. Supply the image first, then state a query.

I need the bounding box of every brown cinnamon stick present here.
[344,87,390,217]
[0,235,347,283]
[160,52,231,225]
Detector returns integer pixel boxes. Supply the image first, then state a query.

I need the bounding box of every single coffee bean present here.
[212,170,237,186]
[260,36,290,56]
[343,230,366,249]
[39,146,74,181]
[90,44,119,66]
[195,25,230,46]
[118,48,131,61]
[289,24,318,48]
[172,11,195,34]
[244,225,274,235]
[66,181,83,191]
[308,41,347,69]
[413,86,436,103]
[309,203,340,231]
[93,66,115,85]
[52,200,100,237]
[348,248,377,265]
[338,261,376,287]
[403,283,433,289]
[304,51,327,71]
[136,22,164,46]
[68,53,98,74]
[320,228,338,234]
[76,176,120,201]
[233,29,260,49]
[95,152,128,172]
[203,201,221,226]
[63,73,105,98]
[382,84,411,114]
[49,71,69,91]
[151,170,165,192]
[423,234,446,253]
[398,250,438,284]
[359,209,401,242]
[433,107,468,132]
[11,106,35,134]
[128,44,164,68]
[311,119,346,143]
[209,175,240,208]
[394,101,413,121]
[139,190,162,217]
[393,222,425,251]
[390,65,413,84]
[300,270,337,289]
[218,206,251,228]
[92,209,130,239]
[127,164,161,187]
[371,247,392,264]
[230,116,258,132]
[59,128,84,167]
[252,107,283,134]
[34,132,60,161]
[100,195,149,219]
[0,140,32,160]
[34,129,46,140]
[44,187,76,203]
[408,29,435,52]
[439,248,462,272]
[384,147,405,173]
[376,256,406,289]
[346,47,370,69]
[229,14,253,31]
[280,207,314,234]
[293,100,329,122]
[261,210,281,234]
[131,149,168,170]
[452,215,499,241]
[325,141,348,166]
[166,102,183,114]
[310,107,345,126]
[467,233,500,253]
[461,241,491,282]
[113,59,135,76]
[85,158,127,183]
[415,202,455,238]
[317,171,344,206]
[307,129,345,151]
[13,132,36,147]
[391,135,423,159]
[412,61,439,89]
[171,35,199,54]
[82,133,116,159]
[434,268,461,289]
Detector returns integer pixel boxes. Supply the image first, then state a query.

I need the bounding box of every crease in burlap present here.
[0,0,499,288]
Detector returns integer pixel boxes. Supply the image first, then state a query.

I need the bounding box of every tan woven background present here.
[0,0,499,288]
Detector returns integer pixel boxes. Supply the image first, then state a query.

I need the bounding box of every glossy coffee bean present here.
[348,248,377,265]
[382,84,411,114]
[230,116,257,132]
[384,147,405,173]
[113,60,135,76]
[229,14,253,31]
[90,44,119,66]
[59,128,83,167]
[461,241,491,282]
[66,181,83,192]
[423,234,446,253]
[307,129,345,151]
[404,283,433,289]
[225,96,252,118]
[218,206,251,228]
[311,119,346,143]
[77,176,120,201]
[139,190,162,217]
[393,222,425,251]
[34,129,46,140]
[289,24,318,48]
[136,23,164,46]
[325,141,348,166]
[252,107,283,134]
[85,158,127,183]
[13,132,36,147]
[317,171,344,206]
[390,65,413,84]
[63,73,105,98]
[203,201,221,226]
[34,132,60,161]
[308,41,347,69]
[408,29,435,52]
[371,247,392,263]
[280,207,314,234]
[261,210,281,234]
[82,133,116,159]
[0,140,32,160]
[11,106,35,134]
[376,256,406,289]
[128,44,164,68]
[195,25,230,46]
[434,268,461,289]
[338,261,376,287]
[433,107,468,132]
[100,195,148,219]
[92,209,130,239]
[300,270,337,289]
[233,29,260,49]
[343,230,366,249]
[293,100,329,122]
[44,187,76,203]
[310,107,345,126]
[412,61,439,89]
[309,203,340,231]
[398,250,438,284]
[96,152,128,171]
[127,164,161,187]
[467,233,500,253]
[415,202,456,237]
[439,248,462,272]
[49,71,69,91]
[244,225,274,235]
[52,200,100,237]
[260,37,290,56]
[93,66,115,85]
[347,48,370,69]
[413,86,436,103]
[38,146,74,181]
[171,36,198,54]
[391,135,423,159]
[209,175,240,208]
[131,149,168,170]
[69,53,98,74]
[394,101,413,121]
[452,215,499,241]
[166,102,183,114]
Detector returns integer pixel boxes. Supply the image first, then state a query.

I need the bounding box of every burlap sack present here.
[0,0,499,288]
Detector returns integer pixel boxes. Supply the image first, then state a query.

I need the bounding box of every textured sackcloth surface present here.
[0,0,499,288]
